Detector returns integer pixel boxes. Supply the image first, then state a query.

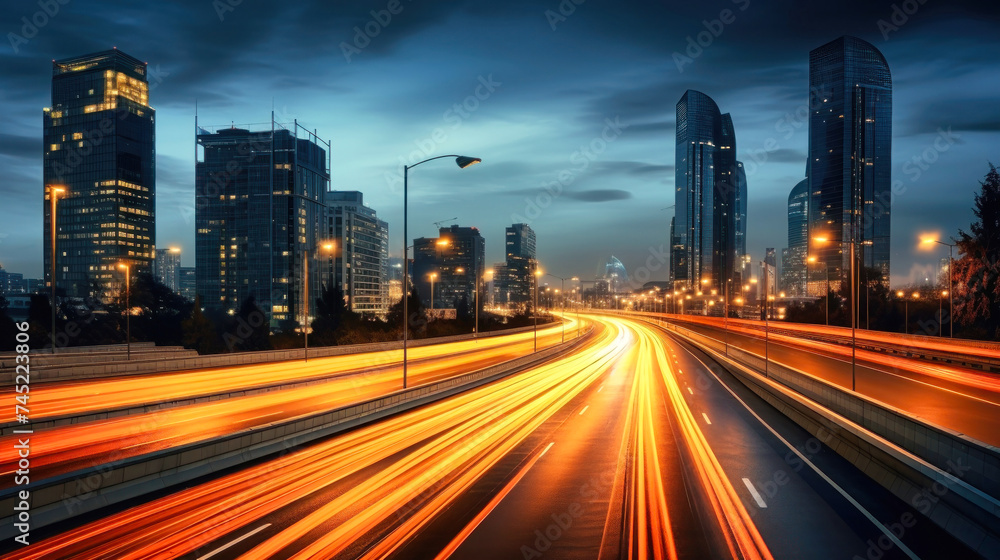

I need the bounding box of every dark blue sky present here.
[1,0,998,286]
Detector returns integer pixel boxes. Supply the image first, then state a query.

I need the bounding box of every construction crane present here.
[433,217,457,229]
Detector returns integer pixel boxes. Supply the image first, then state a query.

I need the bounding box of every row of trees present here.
[0,276,549,353]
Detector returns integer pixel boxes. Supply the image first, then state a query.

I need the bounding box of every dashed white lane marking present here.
[702,412,712,425]
[579,405,590,415]
[687,387,694,395]
[197,523,272,560]
[742,478,767,508]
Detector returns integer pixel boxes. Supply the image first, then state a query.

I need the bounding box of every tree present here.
[312,282,356,345]
[182,296,223,354]
[0,294,19,351]
[954,163,1000,339]
[386,286,428,338]
[223,296,271,352]
[125,273,191,346]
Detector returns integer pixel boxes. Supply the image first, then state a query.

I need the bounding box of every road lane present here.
[0,321,576,425]
[667,318,1000,447]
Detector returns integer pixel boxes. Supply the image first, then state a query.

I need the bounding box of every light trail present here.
[7,315,774,560]
[0,320,576,425]
[0,321,582,484]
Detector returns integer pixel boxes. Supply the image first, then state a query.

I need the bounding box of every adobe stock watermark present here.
[544,0,585,31]
[672,0,750,73]
[510,116,628,225]
[853,457,970,560]
[877,0,929,41]
[340,0,413,63]
[213,0,242,21]
[520,467,615,558]
[740,83,832,178]
[7,0,71,54]
[383,74,502,193]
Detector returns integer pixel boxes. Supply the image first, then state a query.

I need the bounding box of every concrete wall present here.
[0,327,589,540]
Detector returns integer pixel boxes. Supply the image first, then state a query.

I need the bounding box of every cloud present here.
[564,189,632,202]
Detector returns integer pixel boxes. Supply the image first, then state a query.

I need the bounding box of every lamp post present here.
[897,290,921,334]
[48,185,66,355]
[814,234,856,390]
[429,272,438,310]
[545,273,572,343]
[807,255,830,325]
[533,269,543,351]
[117,263,131,360]
[920,236,956,338]
[456,266,481,338]
[401,155,481,389]
[937,290,944,335]
[302,242,335,363]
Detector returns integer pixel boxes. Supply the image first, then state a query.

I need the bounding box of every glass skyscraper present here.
[784,178,809,296]
[808,36,892,291]
[43,49,155,299]
[494,223,536,308]
[322,191,389,317]
[673,90,747,298]
[195,117,329,329]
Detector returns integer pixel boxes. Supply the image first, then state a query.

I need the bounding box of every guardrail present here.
[0,325,592,540]
[640,316,1000,558]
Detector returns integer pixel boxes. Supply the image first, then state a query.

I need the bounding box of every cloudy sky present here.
[1,0,999,286]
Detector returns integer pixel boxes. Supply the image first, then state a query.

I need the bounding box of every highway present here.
[655,314,1000,447]
[0,322,577,484]
[0,323,574,425]
[4,315,973,559]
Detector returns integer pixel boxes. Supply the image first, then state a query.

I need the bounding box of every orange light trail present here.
[8,316,773,560]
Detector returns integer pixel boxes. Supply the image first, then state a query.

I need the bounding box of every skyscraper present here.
[784,179,809,296]
[322,191,389,317]
[43,49,156,298]
[413,226,485,310]
[195,117,329,329]
[153,247,182,293]
[808,36,892,292]
[672,90,747,298]
[494,223,536,309]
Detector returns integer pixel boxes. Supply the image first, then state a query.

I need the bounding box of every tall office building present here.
[195,117,329,329]
[43,49,156,299]
[672,90,747,298]
[179,267,196,302]
[153,247,182,292]
[808,36,892,291]
[412,225,485,310]
[494,223,536,309]
[322,191,389,317]
[784,179,809,296]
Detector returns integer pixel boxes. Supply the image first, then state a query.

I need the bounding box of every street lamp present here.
[302,241,336,363]
[897,290,921,334]
[807,255,830,325]
[401,155,480,389]
[117,262,131,360]
[533,269,543,351]
[48,185,66,355]
[456,266,482,338]
[429,272,438,310]
[815,233,857,390]
[920,236,956,338]
[545,273,572,343]
[939,290,948,336]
